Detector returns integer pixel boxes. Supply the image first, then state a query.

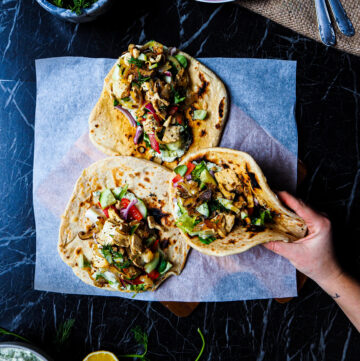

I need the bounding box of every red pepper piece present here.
[148,270,160,280]
[151,239,160,252]
[172,174,182,184]
[98,202,116,218]
[168,106,178,115]
[185,162,195,177]
[148,133,160,154]
[175,113,183,124]
[132,276,144,285]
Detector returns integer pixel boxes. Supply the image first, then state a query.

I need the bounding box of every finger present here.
[277,191,323,225]
[263,241,301,261]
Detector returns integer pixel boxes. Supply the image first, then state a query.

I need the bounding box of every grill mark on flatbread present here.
[197,72,209,98]
[218,97,225,118]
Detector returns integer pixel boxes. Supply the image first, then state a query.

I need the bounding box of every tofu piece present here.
[130,233,143,254]
[224,214,235,233]
[162,126,182,143]
[215,169,243,200]
[98,220,130,247]
[92,247,109,268]
[143,117,158,134]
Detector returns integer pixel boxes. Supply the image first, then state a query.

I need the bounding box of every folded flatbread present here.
[59,156,189,293]
[169,148,307,256]
[89,41,228,169]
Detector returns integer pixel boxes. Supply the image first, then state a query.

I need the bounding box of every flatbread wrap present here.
[169,148,307,256]
[89,41,229,169]
[59,156,189,293]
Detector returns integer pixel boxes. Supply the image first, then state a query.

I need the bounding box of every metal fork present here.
[314,0,355,46]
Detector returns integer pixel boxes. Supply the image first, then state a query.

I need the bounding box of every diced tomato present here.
[148,270,160,280]
[185,162,195,176]
[248,207,254,216]
[132,276,144,285]
[98,202,116,218]
[172,174,182,184]
[168,106,178,115]
[120,198,143,221]
[151,239,160,252]
[175,113,183,124]
[148,133,160,153]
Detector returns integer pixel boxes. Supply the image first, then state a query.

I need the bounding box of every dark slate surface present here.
[0,0,360,360]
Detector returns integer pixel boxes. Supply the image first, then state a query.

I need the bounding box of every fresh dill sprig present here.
[195,328,205,361]
[118,326,149,360]
[0,327,31,343]
[54,318,75,345]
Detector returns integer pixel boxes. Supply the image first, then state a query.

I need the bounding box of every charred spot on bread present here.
[197,72,209,98]
[218,97,225,118]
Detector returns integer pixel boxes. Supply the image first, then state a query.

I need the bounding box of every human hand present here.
[263,191,343,286]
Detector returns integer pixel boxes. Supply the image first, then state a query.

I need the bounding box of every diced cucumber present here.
[144,252,160,274]
[123,192,147,218]
[168,55,182,72]
[149,63,158,69]
[112,184,128,199]
[175,54,188,68]
[160,261,172,275]
[138,53,147,61]
[164,75,172,84]
[78,254,91,268]
[103,271,120,288]
[196,202,210,217]
[193,110,207,120]
[174,165,188,177]
[99,189,117,209]
[253,218,263,226]
[200,168,217,186]
[241,210,248,219]
[217,197,240,214]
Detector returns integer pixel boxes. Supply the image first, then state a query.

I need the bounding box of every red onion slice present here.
[164,71,172,77]
[185,174,192,181]
[120,199,137,220]
[134,125,143,144]
[169,47,177,55]
[115,105,136,127]
[173,179,184,188]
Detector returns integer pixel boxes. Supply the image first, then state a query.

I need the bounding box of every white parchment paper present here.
[33,57,298,301]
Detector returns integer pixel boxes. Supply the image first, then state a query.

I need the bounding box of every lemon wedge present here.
[83,350,119,361]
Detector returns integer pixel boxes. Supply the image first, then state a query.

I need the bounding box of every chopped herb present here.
[121,97,130,102]
[131,224,140,235]
[191,161,207,182]
[101,246,113,264]
[128,57,145,68]
[116,260,133,269]
[174,91,186,104]
[0,327,31,343]
[137,71,151,85]
[143,133,151,148]
[51,0,97,15]
[96,274,106,281]
[114,99,119,106]
[198,236,216,245]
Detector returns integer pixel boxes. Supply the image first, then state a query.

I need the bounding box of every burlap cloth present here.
[238,0,359,56]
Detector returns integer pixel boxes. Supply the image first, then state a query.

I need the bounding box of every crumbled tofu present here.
[162,126,182,143]
[98,220,129,247]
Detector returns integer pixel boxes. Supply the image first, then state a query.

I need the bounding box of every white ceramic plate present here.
[0,342,53,361]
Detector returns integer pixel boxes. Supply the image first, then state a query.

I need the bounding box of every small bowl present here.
[0,341,54,361]
[35,0,113,23]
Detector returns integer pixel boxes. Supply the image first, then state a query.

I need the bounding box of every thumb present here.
[263,241,299,261]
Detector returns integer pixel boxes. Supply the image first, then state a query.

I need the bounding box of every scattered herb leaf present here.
[128,57,145,68]
[195,328,205,361]
[0,327,31,343]
[118,326,149,360]
[54,319,75,346]
[114,99,119,106]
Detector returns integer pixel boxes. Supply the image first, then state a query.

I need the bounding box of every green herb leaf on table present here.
[0,327,31,343]
[118,326,149,359]
[195,328,205,361]
[54,318,75,346]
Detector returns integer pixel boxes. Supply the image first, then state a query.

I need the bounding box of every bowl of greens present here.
[35,0,113,23]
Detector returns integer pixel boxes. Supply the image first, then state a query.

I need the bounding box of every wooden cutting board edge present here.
[160,160,308,317]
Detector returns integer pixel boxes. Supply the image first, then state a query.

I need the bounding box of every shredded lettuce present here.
[191,161,207,181]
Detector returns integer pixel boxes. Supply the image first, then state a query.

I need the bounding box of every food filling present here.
[77,185,172,293]
[111,41,206,162]
[172,160,273,244]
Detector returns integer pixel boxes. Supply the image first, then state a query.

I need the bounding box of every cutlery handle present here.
[327,0,355,37]
[314,0,336,46]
